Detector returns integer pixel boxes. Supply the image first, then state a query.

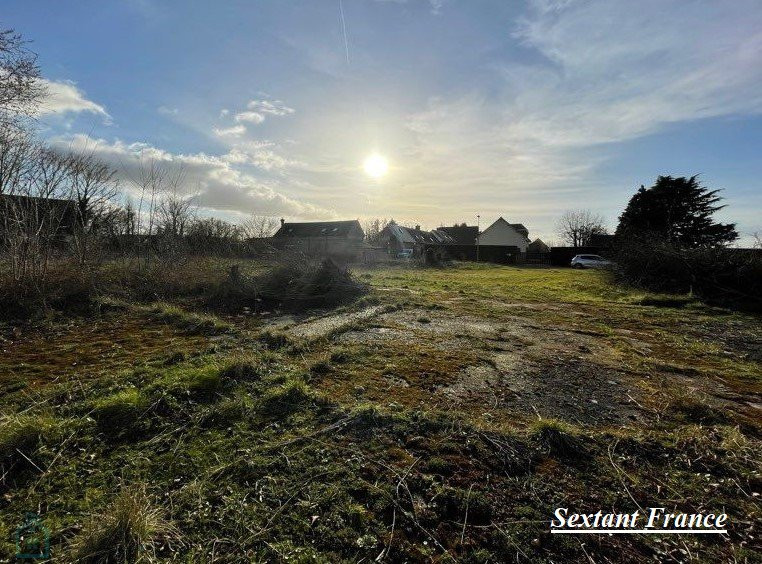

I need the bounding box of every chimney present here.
[280,218,285,227]
[415,224,421,231]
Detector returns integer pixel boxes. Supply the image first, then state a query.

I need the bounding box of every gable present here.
[479,217,530,250]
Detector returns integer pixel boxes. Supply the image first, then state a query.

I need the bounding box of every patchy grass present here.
[0,262,759,562]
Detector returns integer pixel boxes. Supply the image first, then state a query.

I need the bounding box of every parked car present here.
[571,254,614,269]
[396,249,414,259]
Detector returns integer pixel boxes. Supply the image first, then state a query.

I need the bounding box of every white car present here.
[571,254,613,269]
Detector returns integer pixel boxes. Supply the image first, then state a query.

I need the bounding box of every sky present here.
[5,0,762,244]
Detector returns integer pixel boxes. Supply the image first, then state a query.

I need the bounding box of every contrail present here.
[339,0,350,65]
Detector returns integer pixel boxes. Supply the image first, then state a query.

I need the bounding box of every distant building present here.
[438,224,479,245]
[272,219,364,258]
[478,217,530,252]
[380,221,453,256]
[527,238,550,253]
[0,194,78,243]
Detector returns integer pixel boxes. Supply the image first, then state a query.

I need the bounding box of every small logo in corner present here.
[15,512,50,560]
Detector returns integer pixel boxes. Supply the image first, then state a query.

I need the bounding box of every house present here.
[271,219,364,258]
[438,224,479,245]
[477,217,530,252]
[527,238,550,254]
[0,194,78,243]
[380,221,453,256]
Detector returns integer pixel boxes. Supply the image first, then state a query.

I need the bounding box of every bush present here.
[616,238,762,312]
[254,256,368,312]
[0,263,96,320]
[73,486,174,563]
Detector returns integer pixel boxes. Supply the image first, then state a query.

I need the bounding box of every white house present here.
[478,217,530,252]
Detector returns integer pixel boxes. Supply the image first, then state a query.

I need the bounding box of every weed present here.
[670,395,728,424]
[0,414,56,466]
[92,389,150,438]
[218,360,260,381]
[72,486,174,563]
[258,330,291,349]
[530,419,584,459]
[260,379,315,417]
[148,303,231,335]
[309,360,332,375]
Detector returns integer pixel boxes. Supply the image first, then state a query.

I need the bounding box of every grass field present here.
[1,263,760,562]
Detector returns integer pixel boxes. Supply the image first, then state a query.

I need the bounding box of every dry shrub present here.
[205,255,367,313]
[255,256,367,311]
[72,486,175,563]
[0,260,96,319]
[616,239,762,312]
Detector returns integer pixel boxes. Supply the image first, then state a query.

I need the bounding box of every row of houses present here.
[272,217,551,264]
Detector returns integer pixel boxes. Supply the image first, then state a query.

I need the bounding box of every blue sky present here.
[6,0,762,243]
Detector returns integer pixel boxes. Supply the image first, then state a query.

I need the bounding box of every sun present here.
[363,153,389,178]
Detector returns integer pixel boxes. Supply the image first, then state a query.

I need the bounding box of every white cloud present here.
[219,108,230,118]
[37,79,110,121]
[222,141,304,171]
[397,0,762,240]
[226,99,295,128]
[246,99,295,117]
[48,133,329,220]
[157,105,178,116]
[508,0,762,147]
[234,111,265,124]
[213,124,247,137]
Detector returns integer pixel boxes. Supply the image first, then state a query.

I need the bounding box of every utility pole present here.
[476,214,480,262]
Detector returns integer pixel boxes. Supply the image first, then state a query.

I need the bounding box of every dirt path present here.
[290,305,388,339]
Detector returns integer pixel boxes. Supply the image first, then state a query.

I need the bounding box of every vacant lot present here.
[1,263,759,562]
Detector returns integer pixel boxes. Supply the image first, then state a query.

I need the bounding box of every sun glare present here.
[363,153,389,178]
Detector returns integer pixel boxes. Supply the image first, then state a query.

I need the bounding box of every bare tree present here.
[0,126,35,195]
[60,151,120,267]
[0,29,45,122]
[3,146,73,283]
[241,213,278,239]
[363,217,390,244]
[130,157,188,263]
[157,190,195,238]
[753,231,761,249]
[66,152,119,229]
[555,209,607,248]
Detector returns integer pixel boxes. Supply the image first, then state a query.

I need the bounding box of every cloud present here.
[213,124,247,137]
[246,99,295,117]
[222,141,304,171]
[157,105,178,116]
[37,79,110,121]
[222,99,294,129]
[397,0,762,239]
[508,0,762,147]
[48,134,330,220]
[234,111,265,124]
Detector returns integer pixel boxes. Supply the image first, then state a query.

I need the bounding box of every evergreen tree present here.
[616,176,737,248]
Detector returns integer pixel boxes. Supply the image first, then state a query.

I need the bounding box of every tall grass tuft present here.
[72,486,175,563]
[530,419,584,459]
